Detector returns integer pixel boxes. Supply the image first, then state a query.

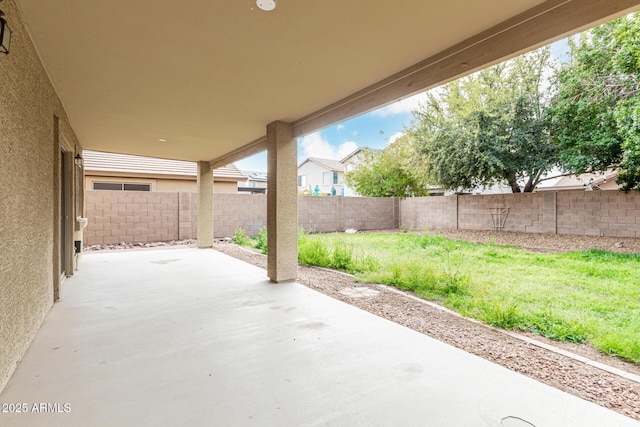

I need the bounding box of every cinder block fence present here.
[83,190,640,246]
[84,192,399,245]
[400,191,640,238]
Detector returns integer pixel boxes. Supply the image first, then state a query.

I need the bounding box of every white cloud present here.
[388,131,405,145]
[371,92,429,117]
[336,124,346,132]
[337,141,358,159]
[299,132,358,161]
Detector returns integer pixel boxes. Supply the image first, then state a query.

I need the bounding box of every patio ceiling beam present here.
[209,136,267,170]
[290,0,640,138]
[207,0,640,169]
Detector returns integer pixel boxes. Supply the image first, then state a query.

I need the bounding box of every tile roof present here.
[83,150,245,180]
[339,146,379,163]
[301,157,345,172]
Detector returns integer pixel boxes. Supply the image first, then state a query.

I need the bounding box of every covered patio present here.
[3,0,640,423]
[1,248,637,426]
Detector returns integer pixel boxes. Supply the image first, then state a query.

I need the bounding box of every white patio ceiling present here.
[14,0,640,164]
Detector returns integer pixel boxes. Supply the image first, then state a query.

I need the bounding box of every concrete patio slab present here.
[1,248,638,427]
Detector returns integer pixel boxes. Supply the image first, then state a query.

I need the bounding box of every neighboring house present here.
[83,150,245,193]
[238,171,268,194]
[535,170,620,192]
[340,147,379,196]
[298,157,346,196]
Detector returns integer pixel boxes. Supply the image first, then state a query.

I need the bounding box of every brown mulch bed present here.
[213,229,640,422]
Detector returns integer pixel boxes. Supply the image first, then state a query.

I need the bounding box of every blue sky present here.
[234,93,428,173]
[235,40,570,173]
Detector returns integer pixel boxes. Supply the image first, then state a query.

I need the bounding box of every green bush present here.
[330,244,353,271]
[255,227,268,254]
[298,238,330,267]
[231,227,252,246]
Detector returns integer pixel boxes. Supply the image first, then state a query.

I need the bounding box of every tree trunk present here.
[523,177,535,192]
[508,178,521,193]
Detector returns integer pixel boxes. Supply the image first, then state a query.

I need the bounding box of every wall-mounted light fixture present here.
[0,1,11,55]
[74,153,84,167]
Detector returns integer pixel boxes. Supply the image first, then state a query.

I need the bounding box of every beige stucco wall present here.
[156,179,194,192]
[213,181,240,194]
[298,161,345,195]
[0,0,82,393]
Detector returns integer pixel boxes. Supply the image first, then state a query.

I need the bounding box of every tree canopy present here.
[550,12,640,191]
[409,48,557,192]
[345,136,431,198]
[348,14,640,195]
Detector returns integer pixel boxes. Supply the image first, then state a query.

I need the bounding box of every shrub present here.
[330,244,353,271]
[298,238,330,267]
[255,227,268,254]
[231,227,252,246]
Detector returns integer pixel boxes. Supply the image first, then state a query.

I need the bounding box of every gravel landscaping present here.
[214,229,640,422]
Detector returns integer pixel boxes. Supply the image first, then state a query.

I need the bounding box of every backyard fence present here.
[84,192,399,245]
[83,190,640,246]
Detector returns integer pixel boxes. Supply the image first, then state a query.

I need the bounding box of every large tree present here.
[550,13,640,191]
[345,136,432,197]
[409,47,558,193]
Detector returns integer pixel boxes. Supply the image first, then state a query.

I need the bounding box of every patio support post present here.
[267,121,297,283]
[197,161,214,248]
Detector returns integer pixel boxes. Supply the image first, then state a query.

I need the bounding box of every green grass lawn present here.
[295,231,640,363]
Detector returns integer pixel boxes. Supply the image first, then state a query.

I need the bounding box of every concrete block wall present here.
[85,192,398,244]
[179,192,197,240]
[85,190,181,245]
[342,197,399,231]
[297,197,397,233]
[557,190,640,237]
[457,193,555,233]
[400,191,640,237]
[84,190,640,245]
[399,196,458,230]
[298,197,340,232]
[214,194,268,238]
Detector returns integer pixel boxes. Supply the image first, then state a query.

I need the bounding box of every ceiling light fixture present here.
[256,0,276,11]
[159,138,167,143]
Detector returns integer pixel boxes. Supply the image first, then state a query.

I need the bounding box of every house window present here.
[333,172,339,185]
[322,172,332,185]
[298,175,307,187]
[93,182,151,191]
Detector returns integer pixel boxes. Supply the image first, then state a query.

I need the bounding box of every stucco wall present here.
[212,181,240,194]
[298,162,345,195]
[0,0,81,393]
